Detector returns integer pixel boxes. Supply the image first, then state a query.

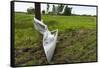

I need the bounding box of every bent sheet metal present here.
[34,18,58,63]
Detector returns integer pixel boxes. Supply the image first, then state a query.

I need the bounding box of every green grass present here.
[42,15,96,30]
[14,12,97,66]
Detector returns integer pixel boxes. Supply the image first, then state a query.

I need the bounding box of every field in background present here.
[14,13,97,66]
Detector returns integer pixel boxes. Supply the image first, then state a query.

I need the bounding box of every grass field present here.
[14,12,97,66]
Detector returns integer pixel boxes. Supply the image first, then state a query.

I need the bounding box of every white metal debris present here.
[34,18,58,63]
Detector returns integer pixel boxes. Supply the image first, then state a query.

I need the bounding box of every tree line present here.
[27,4,72,16]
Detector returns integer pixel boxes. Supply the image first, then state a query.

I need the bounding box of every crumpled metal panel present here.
[34,18,58,63]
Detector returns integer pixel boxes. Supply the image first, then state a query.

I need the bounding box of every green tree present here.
[42,10,45,15]
[47,4,50,13]
[27,7,35,14]
[63,6,72,16]
[57,4,64,14]
[52,5,56,14]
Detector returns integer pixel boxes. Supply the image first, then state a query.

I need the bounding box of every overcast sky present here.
[15,2,96,15]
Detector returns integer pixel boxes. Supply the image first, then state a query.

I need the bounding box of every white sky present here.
[15,2,96,15]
